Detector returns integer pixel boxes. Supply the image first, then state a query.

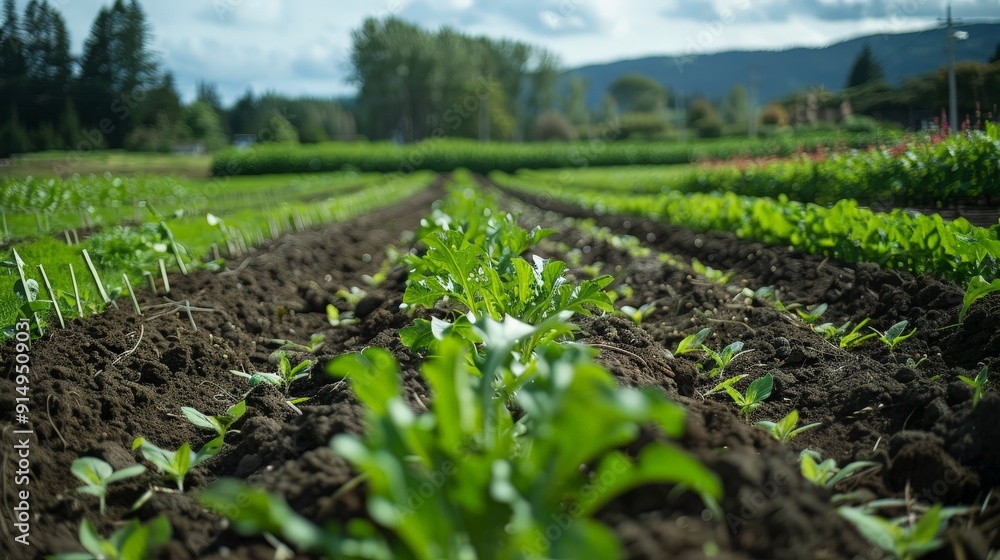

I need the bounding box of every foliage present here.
[755,409,821,443]
[618,303,656,326]
[49,516,171,560]
[230,351,314,393]
[533,109,577,142]
[674,327,710,356]
[702,340,748,378]
[872,320,917,351]
[960,275,1000,323]
[718,373,773,419]
[181,401,246,439]
[840,318,878,349]
[70,457,146,514]
[797,303,828,324]
[846,44,885,88]
[131,436,221,492]
[957,365,989,408]
[799,450,880,490]
[838,504,951,560]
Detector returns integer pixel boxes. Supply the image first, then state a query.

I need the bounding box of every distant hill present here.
[569,24,1000,107]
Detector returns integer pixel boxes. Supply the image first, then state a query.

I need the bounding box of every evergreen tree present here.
[846,44,885,88]
[0,0,26,79]
[990,41,1000,64]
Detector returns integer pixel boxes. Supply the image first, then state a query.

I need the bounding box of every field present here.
[1,132,999,560]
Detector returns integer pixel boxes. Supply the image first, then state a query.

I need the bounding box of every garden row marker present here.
[1,209,8,240]
[158,259,171,294]
[144,270,157,294]
[160,221,188,275]
[37,264,65,329]
[69,263,83,316]
[212,243,221,261]
[269,217,279,240]
[124,274,142,316]
[81,249,116,309]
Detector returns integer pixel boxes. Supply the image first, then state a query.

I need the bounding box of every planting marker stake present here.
[1,209,7,240]
[160,221,188,275]
[158,259,170,294]
[123,274,141,316]
[37,264,65,329]
[143,270,157,294]
[68,264,83,316]
[81,249,115,309]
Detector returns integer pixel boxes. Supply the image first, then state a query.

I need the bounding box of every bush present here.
[617,113,671,140]
[533,109,577,142]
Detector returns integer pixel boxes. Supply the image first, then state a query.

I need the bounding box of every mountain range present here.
[568,23,1000,107]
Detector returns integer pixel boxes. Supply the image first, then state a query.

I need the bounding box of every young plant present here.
[691,258,733,284]
[272,333,325,354]
[957,365,989,407]
[326,304,358,327]
[50,516,171,560]
[181,400,247,439]
[673,327,710,357]
[872,320,917,351]
[131,436,222,492]
[70,457,146,514]
[618,303,656,326]
[838,503,951,560]
[719,373,773,418]
[814,320,851,341]
[755,409,821,443]
[2,277,51,339]
[840,318,878,349]
[797,303,828,325]
[702,340,750,377]
[230,351,314,392]
[959,275,1000,323]
[203,316,721,559]
[800,449,881,490]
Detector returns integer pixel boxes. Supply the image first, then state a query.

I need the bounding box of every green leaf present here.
[327,347,401,415]
[961,276,1000,322]
[910,503,944,544]
[745,373,774,404]
[71,457,112,485]
[838,506,899,554]
[182,406,221,434]
[675,328,710,355]
[14,278,39,302]
[105,464,146,484]
[200,479,326,551]
[77,519,105,557]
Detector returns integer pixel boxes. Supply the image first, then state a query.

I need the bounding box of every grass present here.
[1,150,213,178]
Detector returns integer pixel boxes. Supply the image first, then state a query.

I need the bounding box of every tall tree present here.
[608,73,666,114]
[562,74,590,126]
[846,44,885,88]
[0,0,26,80]
[990,41,1000,64]
[721,84,749,125]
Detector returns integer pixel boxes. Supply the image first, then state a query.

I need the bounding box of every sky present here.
[27,0,1000,104]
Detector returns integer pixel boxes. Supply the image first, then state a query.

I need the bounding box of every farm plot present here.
[1,174,998,559]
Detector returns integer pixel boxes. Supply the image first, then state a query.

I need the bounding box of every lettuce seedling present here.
[796,303,828,325]
[618,303,656,326]
[800,450,880,490]
[691,258,733,284]
[720,373,773,419]
[131,436,222,492]
[2,277,51,339]
[50,516,171,560]
[838,503,951,560]
[959,275,1000,323]
[872,320,917,351]
[230,351,314,392]
[958,365,989,407]
[702,340,749,377]
[326,304,358,327]
[70,457,146,514]
[182,400,246,438]
[674,327,710,356]
[815,320,851,341]
[271,333,325,354]
[755,409,821,443]
[840,318,878,349]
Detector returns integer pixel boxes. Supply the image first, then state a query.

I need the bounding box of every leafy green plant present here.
[838,503,952,560]
[796,303,828,324]
[840,318,878,349]
[230,351,314,392]
[2,277,51,339]
[691,258,733,284]
[736,285,788,312]
[618,303,656,326]
[814,320,851,341]
[49,516,171,560]
[203,316,721,559]
[800,450,880,490]
[70,457,146,514]
[718,373,773,419]
[872,320,917,351]
[957,365,989,407]
[131,436,221,492]
[326,304,358,327]
[702,340,750,377]
[959,275,1000,323]
[673,327,710,356]
[181,401,246,439]
[271,333,326,354]
[755,409,821,443]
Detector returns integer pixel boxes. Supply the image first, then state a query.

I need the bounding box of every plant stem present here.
[82,249,115,309]
[123,274,141,316]
[158,259,171,294]
[37,264,65,329]
[68,263,83,316]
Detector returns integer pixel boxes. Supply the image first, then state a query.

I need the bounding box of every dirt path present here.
[1,176,997,559]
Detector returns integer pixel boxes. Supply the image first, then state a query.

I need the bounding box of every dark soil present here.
[2,176,998,560]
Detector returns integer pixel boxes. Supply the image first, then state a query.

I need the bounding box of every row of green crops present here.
[492,171,1000,285]
[210,131,898,176]
[514,124,1000,207]
[1,172,432,338]
[201,174,721,559]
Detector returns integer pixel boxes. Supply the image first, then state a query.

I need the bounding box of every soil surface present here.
[2,176,998,560]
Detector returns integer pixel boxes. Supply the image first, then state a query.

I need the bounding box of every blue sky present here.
[26,0,1000,104]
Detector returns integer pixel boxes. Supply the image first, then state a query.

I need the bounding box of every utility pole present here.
[941,4,966,133]
[749,64,760,139]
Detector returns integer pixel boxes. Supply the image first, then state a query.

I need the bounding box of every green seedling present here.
[182,401,247,438]
[674,327,710,357]
[702,340,750,377]
[2,277,51,339]
[800,449,880,490]
[326,304,358,327]
[838,503,953,560]
[736,285,788,311]
[906,355,928,368]
[691,258,734,284]
[840,318,878,349]
[959,275,1000,323]
[335,286,368,305]
[50,516,171,560]
[618,303,656,326]
[815,320,851,341]
[872,320,917,351]
[131,436,222,492]
[755,409,821,443]
[719,373,773,419]
[70,457,146,514]
[958,365,989,407]
[797,303,828,324]
[230,351,314,392]
[270,333,325,354]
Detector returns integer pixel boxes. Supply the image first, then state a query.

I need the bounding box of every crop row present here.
[492,171,1000,287]
[515,123,1000,206]
[210,132,896,176]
